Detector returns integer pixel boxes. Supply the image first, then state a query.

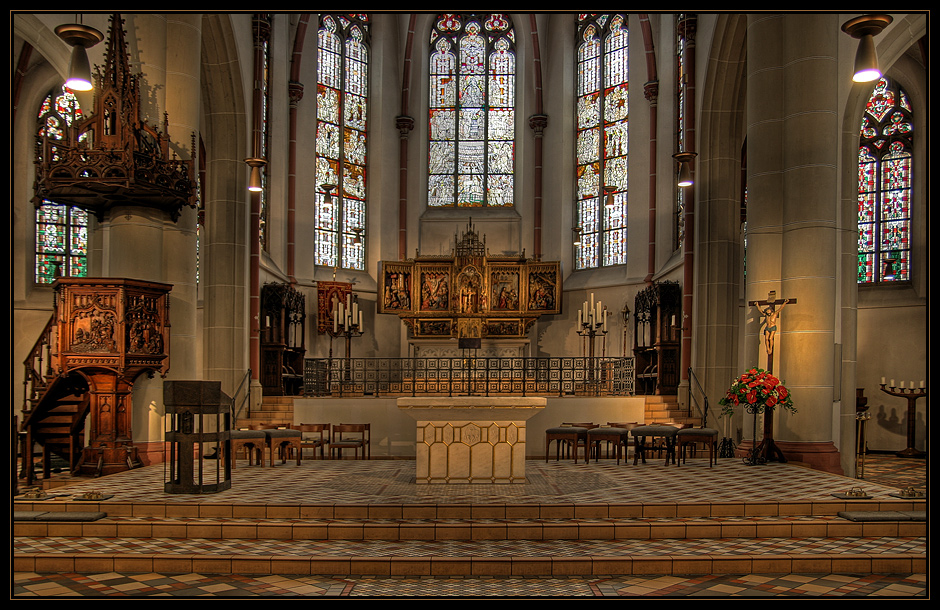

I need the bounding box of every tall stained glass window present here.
[35,86,89,284]
[316,13,369,270]
[575,14,628,269]
[674,13,690,252]
[257,14,272,251]
[428,13,515,207]
[858,77,913,284]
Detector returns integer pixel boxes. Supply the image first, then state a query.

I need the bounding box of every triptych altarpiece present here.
[378,224,561,342]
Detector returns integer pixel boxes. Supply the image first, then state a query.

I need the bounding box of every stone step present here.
[14,532,925,577]
[13,511,926,542]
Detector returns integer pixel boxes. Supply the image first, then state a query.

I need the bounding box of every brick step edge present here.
[14,516,927,541]
[13,551,926,577]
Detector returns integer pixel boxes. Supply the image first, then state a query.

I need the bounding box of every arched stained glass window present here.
[428,13,515,208]
[575,13,628,269]
[316,13,369,270]
[858,77,913,284]
[35,86,89,284]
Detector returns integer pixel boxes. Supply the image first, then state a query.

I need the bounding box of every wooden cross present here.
[746,290,797,464]
[748,290,796,375]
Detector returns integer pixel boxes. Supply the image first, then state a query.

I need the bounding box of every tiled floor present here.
[13,452,927,598]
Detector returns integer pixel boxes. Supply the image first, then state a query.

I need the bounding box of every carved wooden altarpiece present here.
[379,223,561,344]
[52,277,172,476]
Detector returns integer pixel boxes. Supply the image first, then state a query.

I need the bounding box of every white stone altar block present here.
[397,397,546,484]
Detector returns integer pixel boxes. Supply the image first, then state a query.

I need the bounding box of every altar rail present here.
[303,357,634,397]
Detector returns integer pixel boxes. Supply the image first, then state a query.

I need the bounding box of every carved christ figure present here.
[759,299,789,356]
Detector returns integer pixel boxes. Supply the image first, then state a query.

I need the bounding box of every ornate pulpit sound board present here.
[379,224,561,340]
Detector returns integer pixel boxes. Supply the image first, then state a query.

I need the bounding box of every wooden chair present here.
[262,424,302,466]
[294,423,330,460]
[330,423,370,459]
[230,424,268,468]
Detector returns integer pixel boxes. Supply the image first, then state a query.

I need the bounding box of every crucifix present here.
[747,290,797,463]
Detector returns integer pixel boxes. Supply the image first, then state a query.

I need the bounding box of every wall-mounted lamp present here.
[572,226,582,246]
[673,151,697,187]
[244,157,266,192]
[604,185,616,207]
[55,22,104,91]
[841,14,893,83]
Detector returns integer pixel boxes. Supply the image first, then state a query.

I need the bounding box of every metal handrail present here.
[687,366,711,428]
[232,368,252,420]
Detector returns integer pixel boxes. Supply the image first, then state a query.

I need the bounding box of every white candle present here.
[578,309,583,326]
[881,377,886,385]
[900,381,905,388]
[921,380,925,388]
[358,310,363,329]
[891,379,895,387]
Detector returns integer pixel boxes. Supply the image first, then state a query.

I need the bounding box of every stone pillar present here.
[101,14,203,465]
[745,14,842,473]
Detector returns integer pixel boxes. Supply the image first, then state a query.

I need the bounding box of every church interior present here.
[12,12,927,597]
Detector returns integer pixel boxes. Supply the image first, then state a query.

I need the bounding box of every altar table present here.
[397,396,546,484]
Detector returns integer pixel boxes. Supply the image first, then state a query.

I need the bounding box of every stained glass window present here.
[575,14,628,269]
[35,86,89,284]
[316,14,369,270]
[674,14,690,252]
[257,14,272,251]
[857,77,913,284]
[428,13,515,207]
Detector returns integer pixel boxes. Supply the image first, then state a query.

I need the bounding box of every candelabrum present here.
[576,293,608,393]
[879,378,927,458]
[330,293,364,392]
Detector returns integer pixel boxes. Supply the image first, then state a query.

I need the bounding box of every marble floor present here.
[12,452,928,598]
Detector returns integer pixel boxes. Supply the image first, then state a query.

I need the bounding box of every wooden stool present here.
[262,427,302,466]
[587,427,632,464]
[676,427,719,467]
[230,429,267,468]
[545,426,590,463]
[631,425,679,466]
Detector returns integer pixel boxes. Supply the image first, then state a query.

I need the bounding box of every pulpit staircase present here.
[19,316,91,484]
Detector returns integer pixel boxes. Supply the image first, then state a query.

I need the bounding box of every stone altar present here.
[397,396,546,484]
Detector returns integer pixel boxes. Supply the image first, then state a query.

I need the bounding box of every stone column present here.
[101,14,202,465]
[745,14,842,473]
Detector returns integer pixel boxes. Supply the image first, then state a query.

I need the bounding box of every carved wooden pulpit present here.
[52,277,172,476]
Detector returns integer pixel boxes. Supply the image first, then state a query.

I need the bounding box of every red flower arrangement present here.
[719,367,796,416]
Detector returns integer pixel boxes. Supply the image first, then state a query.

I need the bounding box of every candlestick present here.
[879,381,927,458]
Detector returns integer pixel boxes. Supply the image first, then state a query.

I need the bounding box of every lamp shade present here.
[841,15,893,83]
[55,23,104,92]
[852,34,881,82]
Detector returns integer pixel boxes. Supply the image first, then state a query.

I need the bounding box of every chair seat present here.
[546,426,589,434]
[631,425,679,438]
[231,430,267,440]
[677,427,718,438]
[264,428,301,439]
[588,427,630,436]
